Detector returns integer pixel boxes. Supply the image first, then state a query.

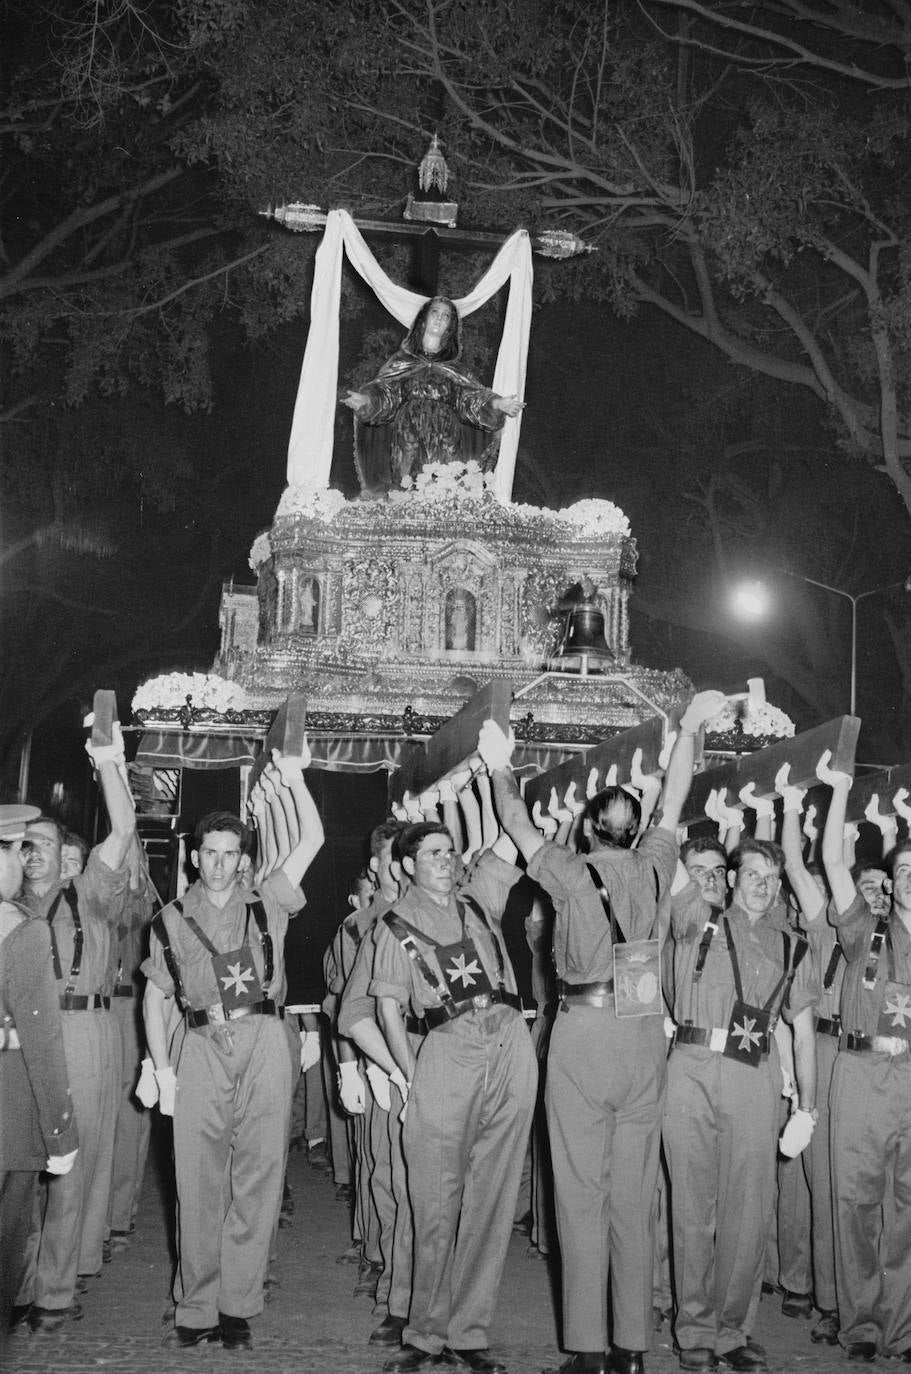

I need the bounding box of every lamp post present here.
[733,573,911,717]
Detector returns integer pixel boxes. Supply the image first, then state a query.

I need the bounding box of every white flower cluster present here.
[706,700,796,739]
[559,499,631,537]
[402,460,496,499]
[249,531,272,572]
[275,483,347,523]
[132,672,249,715]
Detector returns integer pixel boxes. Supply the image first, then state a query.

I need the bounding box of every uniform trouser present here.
[360,1095,382,1263]
[548,1004,666,1354]
[804,1030,839,1311]
[326,1047,351,1185]
[530,1013,556,1257]
[1,1171,38,1346]
[831,1049,911,1354]
[171,1014,291,1328]
[370,1082,397,1305]
[106,993,151,1236]
[766,1101,811,1294]
[652,1153,672,1314]
[403,1009,536,1355]
[387,1035,422,1320]
[22,1010,117,1308]
[663,1045,778,1357]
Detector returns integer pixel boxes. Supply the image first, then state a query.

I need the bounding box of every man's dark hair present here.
[585,787,641,850]
[851,859,889,882]
[370,820,406,860]
[193,811,251,854]
[680,836,727,866]
[393,822,452,867]
[729,838,785,877]
[62,829,89,870]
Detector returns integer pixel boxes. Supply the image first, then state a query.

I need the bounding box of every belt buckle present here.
[709,1027,728,1052]
[208,1003,226,1025]
[589,993,606,1008]
[472,993,491,1010]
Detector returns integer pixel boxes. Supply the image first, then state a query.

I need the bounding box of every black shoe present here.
[543,1355,608,1374]
[336,1181,353,1203]
[679,1353,718,1372]
[810,1310,839,1344]
[219,1313,251,1349]
[102,1239,113,1263]
[173,1324,221,1348]
[307,1140,333,1173]
[8,1304,32,1333]
[781,1290,813,1319]
[371,1314,408,1347]
[717,1344,767,1372]
[759,1281,781,1297]
[606,1349,643,1374]
[355,1259,383,1297]
[384,1345,443,1372]
[845,1343,877,1363]
[29,1303,83,1333]
[445,1350,508,1374]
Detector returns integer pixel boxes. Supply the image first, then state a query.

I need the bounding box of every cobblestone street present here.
[5,1127,863,1374]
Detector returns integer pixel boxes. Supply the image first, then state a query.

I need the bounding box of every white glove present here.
[154,1066,177,1117]
[437,777,456,803]
[704,788,720,824]
[402,790,423,822]
[715,790,744,831]
[477,720,515,773]
[532,800,558,838]
[679,690,728,734]
[389,1067,409,1104]
[894,787,911,824]
[774,763,806,815]
[391,801,408,822]
[547,787,572,825]
[629,748,652,793]
[803,803,819,845]
[84,720,126,769]
[780,1108,816,1158]
[586,766,600,799]
[780,1066,798,1104]
[46,1148,78,1176]
[565,781,586,817]
[865,794,894,835]
[135,1057,159,1108]
[658,730,677,770]
[816,748,851,789]
[338,1061,366,1115]
[739,782,774,818]
[300,1030,321,1073]
[365,1063,391,1111]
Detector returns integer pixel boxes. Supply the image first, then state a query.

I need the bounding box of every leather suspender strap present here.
[863,917,889,990]
[459,893,507,989]
[48,885,83,992]
[776,932,808,1030]
[693,912,720,984]
[823,942,843,992]
[249,900,273,985]
[586,863,622,944]
[152,908,188,1011]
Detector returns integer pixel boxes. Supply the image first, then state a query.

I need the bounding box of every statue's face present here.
[423,299,454,345]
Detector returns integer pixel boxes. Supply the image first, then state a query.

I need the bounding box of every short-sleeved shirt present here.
[23,848,129,997]
[322,898,387,1023]
[141,869,304,1008]
[831,892,911,1037]
[336,897,400,1037]
[668,888,819,1028]
[526,828,677,984]
[370,851,521,1018]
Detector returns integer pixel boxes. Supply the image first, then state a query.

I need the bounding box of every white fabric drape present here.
[286,209,532,502]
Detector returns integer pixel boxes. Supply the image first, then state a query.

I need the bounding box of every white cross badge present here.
[731,1015,763,1053]
[446,952,482,990]
[220,962,256,999]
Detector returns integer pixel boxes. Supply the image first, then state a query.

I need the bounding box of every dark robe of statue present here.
[346,298,508,498]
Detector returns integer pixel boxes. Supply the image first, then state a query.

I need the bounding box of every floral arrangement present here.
[274,483,348,524]
[400,459,496,499]
[559,499,630,538]
[132,672,249,718]
[249,530,272,572]
[705,699,795,741]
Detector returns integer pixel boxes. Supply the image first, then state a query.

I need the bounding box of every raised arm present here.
[817,750,856,916]
[657,690,728,833]
[774,765,825,925]
[478,721,543,865]
[87,722,136,872]
[271,745,325,890]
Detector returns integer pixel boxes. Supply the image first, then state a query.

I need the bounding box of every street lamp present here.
[731,572,911,716]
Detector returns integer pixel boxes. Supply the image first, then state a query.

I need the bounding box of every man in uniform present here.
[17,728,136,1332]
[0,805,78,1356]
[142,749,323,1349]
[482,696,719,1374]
[372,807,537,1374]
[664,829,819,1373]
[817,754,911,1361]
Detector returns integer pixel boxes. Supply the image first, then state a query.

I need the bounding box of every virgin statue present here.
[341,297,523,497]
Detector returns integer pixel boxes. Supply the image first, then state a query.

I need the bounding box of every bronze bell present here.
[557,579,613,673]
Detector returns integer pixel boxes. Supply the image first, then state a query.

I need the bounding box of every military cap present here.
[0,804,41,841]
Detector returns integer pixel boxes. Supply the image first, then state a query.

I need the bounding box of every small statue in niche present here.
[342,297,523,497]
[299,577,320,633]
[445,587,476,651]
